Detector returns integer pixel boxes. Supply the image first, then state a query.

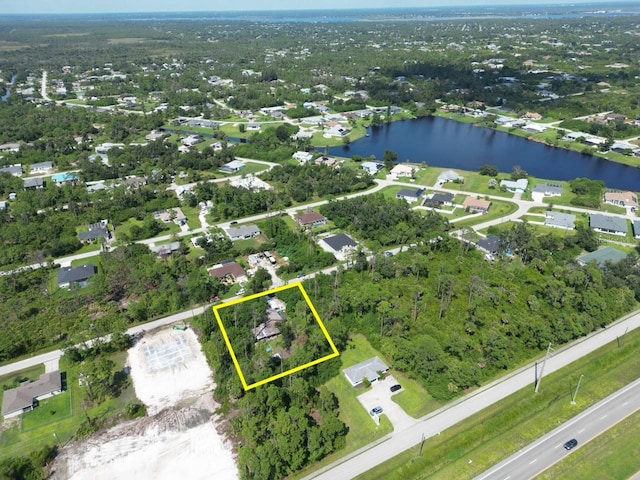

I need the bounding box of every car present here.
[370,406,383,415]
[563,439,578,450]
[296,273,305,278]
[390,384,402,392]
[230,221,238,225]
[384,251,393,257]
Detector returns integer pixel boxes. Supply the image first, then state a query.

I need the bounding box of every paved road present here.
[302,309,640,480]
[474,377,640,480]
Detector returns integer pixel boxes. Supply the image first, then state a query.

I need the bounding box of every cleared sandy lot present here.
[52,327,238,480]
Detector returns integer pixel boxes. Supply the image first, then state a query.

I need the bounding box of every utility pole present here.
[419,433,426,456]
[535,342,553,393]
[571,374,584,405]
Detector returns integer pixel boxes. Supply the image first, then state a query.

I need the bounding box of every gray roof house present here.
[78,223,110,243]
[634,220,640,239]
[23,177,44,189]
[396,188,425,203]
[226,224,261,240]
[29,161,53,173]
[57,264,96,288]
[476,235,501,254]
[545,211,576,230]
[437,170,464,184]
[577,247,627,267]
[532,182,563,198]
[219,160,246,174]
[323,233,357,253]
[0,164,23,176]
[343,356,389,387]
[424,192,454,207]
[2,371,63,418]
[589,214,628,236]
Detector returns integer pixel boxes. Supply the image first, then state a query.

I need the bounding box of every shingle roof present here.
[208,262,246,279]
[343,356,389,386]
[78,225,109,242]
[227,224,260,239]
[294,211,326,226]
[323,233,357,252]
[577,247,627,267]
[2,371,62,417]
[589,214,628,234]
[57,265,96,286]
[545,211,576,229]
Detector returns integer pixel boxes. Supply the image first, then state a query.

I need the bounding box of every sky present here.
[2,0,632,15]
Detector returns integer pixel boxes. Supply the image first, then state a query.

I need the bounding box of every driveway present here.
[357,375,415,432]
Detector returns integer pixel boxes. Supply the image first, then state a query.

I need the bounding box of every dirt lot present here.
[52,327,238,480]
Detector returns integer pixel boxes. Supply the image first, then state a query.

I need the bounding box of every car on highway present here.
[390,384,402,392]
[563,438,578,450]
[370,406,383,416]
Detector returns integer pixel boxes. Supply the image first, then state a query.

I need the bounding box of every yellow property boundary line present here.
[212,282,340,390]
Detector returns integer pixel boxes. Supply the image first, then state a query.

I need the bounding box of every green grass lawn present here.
[179,205,202,230]
[536,409,640,480]
[0,365,45,393]
[355,325,640,480]
[390,372,439,418]
[451,200,519,229]
[21,390,73,432]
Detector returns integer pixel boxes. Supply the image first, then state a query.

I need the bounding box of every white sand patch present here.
[52,326,239,480]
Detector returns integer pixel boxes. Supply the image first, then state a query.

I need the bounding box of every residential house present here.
[531,183,563,202]
[219,160,246,173]
[343,356,389,387]
[476,235,501,254]
[522,123,546,133]
[437,169,464,184]
[389,164,414,179]
[150,241,181,257]
[208,261,247,284]
[396,188,425,203]
[294,211,327,228]
[589,213,628,236]
[604,191,637,209]
[0,164,23,176]
[2,371,63,419]
[29,161,53,174]
[500,178,528,193]
[153,207,187,225]
[226,224,261,241]
[0,142,21,153]
[315,156,338,168]
[181,135,201,147]
[51,172,79,185]
[78,222,110,243]
[577,247,627,267]
[545,211,576,230]
[57,264,96,289]
[23,177,44,190]
[424,192,454,207]
[322,233,357,255]
[633,220,640,239]
[463,196,491,213]
[246,122,261,131]
[253,308,285,342]
[293,151,314,163]
[95,143,124,154]
[361,161,383,175]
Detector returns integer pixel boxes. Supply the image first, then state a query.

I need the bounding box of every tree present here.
[383,149,398,171]
[510,165,528,180]
[479,164,499,176]
[247,267,272,294]
[80,357,115,403]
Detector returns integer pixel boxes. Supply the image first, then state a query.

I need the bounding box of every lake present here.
[328,116,640,191]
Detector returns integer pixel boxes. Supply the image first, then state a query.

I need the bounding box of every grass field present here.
[451,199,519,230]
[354,325,640,480]
[536,410,640,480]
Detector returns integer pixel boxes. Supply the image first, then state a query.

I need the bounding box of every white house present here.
[361,161,383,175]
[500,178,528,193]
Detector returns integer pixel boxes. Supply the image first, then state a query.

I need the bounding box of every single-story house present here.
[153,207,187,225]
[463,196,491,213]
[247,122,261,131]
[57,264,96,289]
[396,188,425,203]
[219,160,246,173]
[361,161,383,175]
[589,213,628,236]
[226,224,261,240]
[545,211,576,230]
[0,164,23,177]
[208,261,247,284]
[577,247,627,267]
[531,183,563,202]
[51,172,79,185]
[78,222,110,243]
[182,135,201,147]
[522,123,546,133]
[343,356,389,387]
[424,192,454,207]
[23,177,44,190]
[149,241,181,257]
[0,142,21,153]
[633,219,640,239]
[95,143,124,154]
[604,191,637,208]
[253,308,285,341]
[437,170,464,184]
[294,210,327,227]
[500,178,528,193]
[29,161,53,174]
[2,371,63,419]
[293,151,314,163]
[476,235,501,254]
[323,233,357,253]
[389,164,414,178]
[563,131,587,142]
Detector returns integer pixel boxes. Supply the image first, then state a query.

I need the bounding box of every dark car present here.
[230,221,238,225]
[370,406,383,415]
[390,384,402,393]
[563,439,578,450]
[296,273,306,278]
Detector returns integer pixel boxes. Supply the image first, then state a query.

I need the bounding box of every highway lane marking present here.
[578,428,586,433]
[623,401,629,406]
[600,414,608,419]
[529,459,537,465]
[502,476,510,480]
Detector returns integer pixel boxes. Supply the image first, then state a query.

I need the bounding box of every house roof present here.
[227,224,260,238]
[390,164,414,175]
[323,233,357,252]
[589,214,628,234]
[51,172,79,183]
[438,170,463,182]
[294,211,326,226]
[396,188,425,199]
[532,183,563,195]
[426,192,455,205]
[0,164,23,176]
[30,161,53,171]
[500,178,528,191]
[476,235,501,254]
[577,247,627,267]
[208,262,246,279]
[343,356,389,386]
[23,177,44,188]
[634,219,640,237]
[463,196,491,210]
[150,241,181,255]
[78,225,109,242]
[545,211,576,229]
[361,161,382,171]
[604,191,637,207]
[2,371,62,417]
[57,265,96,286]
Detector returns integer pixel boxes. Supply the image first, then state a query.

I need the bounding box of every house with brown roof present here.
[2,371,63,418]
[252,308,285,341]
[208,261,247,284]
[463,196,491,213]
[604,191,637,208]
[294,210,327,227]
